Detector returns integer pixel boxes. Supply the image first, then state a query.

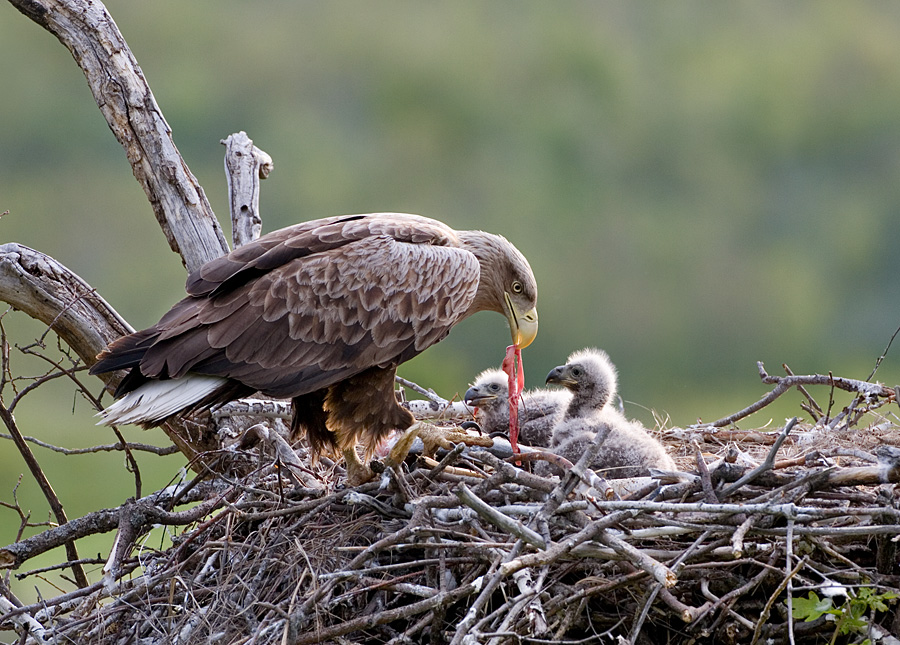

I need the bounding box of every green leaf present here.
[837,613,867,635]
[792,592,834,622]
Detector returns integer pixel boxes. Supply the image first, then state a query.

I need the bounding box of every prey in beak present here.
[501,289,538,453]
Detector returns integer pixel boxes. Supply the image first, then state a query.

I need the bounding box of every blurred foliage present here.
[2,0,900,602]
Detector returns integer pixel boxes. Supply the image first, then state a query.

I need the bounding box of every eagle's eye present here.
[511,280,523,294]
[571,367,584,378]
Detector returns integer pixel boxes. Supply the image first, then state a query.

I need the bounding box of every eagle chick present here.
[544,348,674,479]
[464,368,570,448]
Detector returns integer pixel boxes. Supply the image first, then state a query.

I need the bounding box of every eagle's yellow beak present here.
[504,292,538,349]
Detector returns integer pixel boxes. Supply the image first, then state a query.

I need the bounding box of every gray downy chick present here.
[464,368,571,448]
[544,348,675,479]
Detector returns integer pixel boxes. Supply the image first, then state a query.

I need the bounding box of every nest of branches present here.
[3,361,900,644]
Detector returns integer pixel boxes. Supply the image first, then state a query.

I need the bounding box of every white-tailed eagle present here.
[90,213,538,482]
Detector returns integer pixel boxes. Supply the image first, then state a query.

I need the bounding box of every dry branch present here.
[222,131,272,248]
[0,480,225,570]
[213,392,474,422]
[0,244,131,369]
[9,0,229,272]
[0,403,88,588]
[702,361,896,428]
[0,433,178,456]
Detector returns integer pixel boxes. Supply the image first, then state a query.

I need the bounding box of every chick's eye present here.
[571,367,583,377]
[511,281,523,294]
[489,384,501,392]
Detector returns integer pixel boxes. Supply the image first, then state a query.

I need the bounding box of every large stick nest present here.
[3,371,900,644]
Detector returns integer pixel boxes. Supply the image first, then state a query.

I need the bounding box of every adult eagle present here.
[90,213,538,483]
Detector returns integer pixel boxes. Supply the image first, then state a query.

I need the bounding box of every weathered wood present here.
[8,0,229,273]
[222,131,272,248]
[0,243,131,368]
[0,480,226,570]
[1,2,279,468]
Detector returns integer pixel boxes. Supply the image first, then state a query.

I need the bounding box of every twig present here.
[394,375,449,406]
[719,417,798,498]
[0,480,223,569]
[426,442,467,479]
[731,515,755,559]
[212,398,292,421]
[16,342,145,497]
[628,529,712,638]
[784,363,823,419]
[749,556,807,645]
[703,362,893,428]
[595,531,676,588]
[0,434,178,456]
[785,519,796,645]
[539,425,613,522]
[867,322,900,382]
[455,483,545,549]
[291,580,480,645]
[449,542,526,645]
[695,444,718,503]
[0,595,53,644]
[628,583,661,643]
[0,402,88,588]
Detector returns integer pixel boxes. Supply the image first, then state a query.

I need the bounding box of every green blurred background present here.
[2,1,900,602]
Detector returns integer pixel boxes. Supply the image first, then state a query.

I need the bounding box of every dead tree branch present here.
[222,131,272,248]
[0,244,131,369]
[8,0,229,272]
[701,361,896,428]
[0,479,226,570]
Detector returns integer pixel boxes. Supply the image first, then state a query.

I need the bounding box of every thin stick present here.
[749,556,807,645]
[0,434,178,456]
[867,322,900,382]
[784,363,823,419]
[0,402,88,588]
[394,375,449,406]
[704,363,893,428]
[719,417,798,498]
[785,519,796,645]
[455,483,545,549]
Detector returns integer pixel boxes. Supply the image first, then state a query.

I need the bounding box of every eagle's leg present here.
[414,423,493,457]
[342,446,375,486]
[383,421,424,468]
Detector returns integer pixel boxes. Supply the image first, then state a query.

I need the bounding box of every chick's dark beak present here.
[464,385,493,407]
[546,365,577,388]
[546,366,564,385]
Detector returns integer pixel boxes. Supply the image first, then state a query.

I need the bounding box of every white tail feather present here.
[97,374,228,426]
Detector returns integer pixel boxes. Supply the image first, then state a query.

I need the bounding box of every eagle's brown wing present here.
[184,213,459,297]
[121,215,480,399]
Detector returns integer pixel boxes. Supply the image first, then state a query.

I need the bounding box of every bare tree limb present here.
[719,417,798,498]
[222,131,272,248]
[455,483,546,549]
[0,244,220,462]
[701,361,895,428]
[0,433,179,456]
[0,480,227,570]
[0,244,130,368]
[213,394,474,421]
[8,0,229,272]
